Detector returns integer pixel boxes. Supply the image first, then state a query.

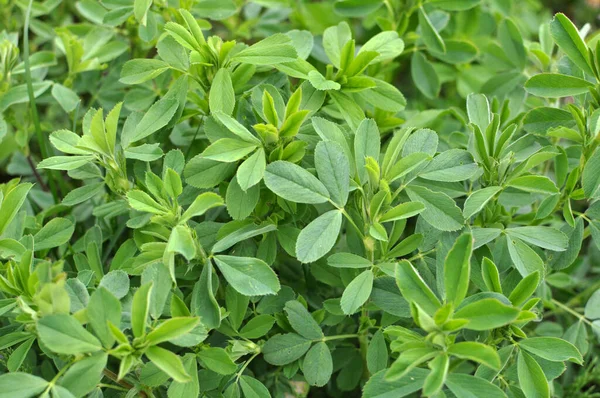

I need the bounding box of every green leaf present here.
[506,237,545,277]
[447,342,501,369]
[262,333,311,365]
[423,354,448,396]
[508,271,540,306]
[519,337,582,364]
[37,314,102,354]
[463,186,502,219]
[327,252,372,268]
[212,223,277,253]
[360,31,405,63]
[213,255,280,296]
[37,155,93,170]
[505,227,568,251]
[284,300,323,340]
[585,289,600,319]
[239,314,275,339]
[191,262,221,329]
[357,78,406,112]
[239,376,271,398]
[62,182,104,206]
[379,202,425,223]
[498,18,526,70]
[367,330,388,374]
[315,141,350,207]
[237,148,266,191]
[128,98,178,145]
[145,345,191,383]
[341,269,374,315]
[181,192,223,223]
[51,83,80,113]
[322,22,352,69]
[59,353,108,398]
[444,234,472,306]
[429,39,478,64]
[363,369,428,397]
[420,149,478,182]
[124,144,163,161]
[354,119,381,185]
[210,68,235,115]
[296,210,343,263]
[49,130,87,155]
[549,13,594,76]
[184,157,236,188]
[411,51,440,99]
[264,161,330,204]
[197,347,237,375]
[201,138,257,162]
[0,183,32,236]
[303,342,333,387]
[34,218,74,251]
[395,260,441,315]
[212,112,261,145]
[524,73,594,98]
[418,8,445,53]
[88,287,121,348]
[406,186,464,231]
[133,0,151,24]
[517,351,550,398]
[454,298,519,331]
[333,0,383,17]
[308,70,341,90]
[445,374,506,398]
[167,353,199,398]
[127,190,168,214]
[506,175,558,194]
[330,91,365,131]
[132,282,153,338]
[583,148,600,198]
[226,177,260,220]
[523,107,576,135]
[467,93,491,133]
[429,0,480,10]
[120,59,170,84]
[147,317,200,345]
[7,337,34,372]
[232,34,297,65]
[0,373,49,398]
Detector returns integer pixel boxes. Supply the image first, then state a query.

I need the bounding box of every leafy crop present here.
[1,0,600,397]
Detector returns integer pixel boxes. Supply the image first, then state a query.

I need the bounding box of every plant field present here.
[1,0,600,397]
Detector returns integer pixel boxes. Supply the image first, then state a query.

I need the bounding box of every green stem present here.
[340,208,364,239]
[550,299,593,327]
[321,334,359,342]
[23,0,59,203]
[102,219,128,264]
[235,352,259,382]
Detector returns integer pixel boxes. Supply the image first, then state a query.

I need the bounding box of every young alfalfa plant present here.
[1,1,599,398]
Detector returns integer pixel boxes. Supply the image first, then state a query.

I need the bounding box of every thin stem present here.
[26,155,48,191]
[408,248,436,262]
[72,101,80,132]
[185,121,203,160]
[98,383,129,392]
[23,0,59,203]
[235,352,259,382]
[102,368,148,397]
[321,334,359,342]
[102,219,127,264]
[550,299,594,327]
[340,208,364,239]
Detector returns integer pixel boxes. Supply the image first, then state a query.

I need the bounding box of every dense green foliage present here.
[1,0,600,397]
